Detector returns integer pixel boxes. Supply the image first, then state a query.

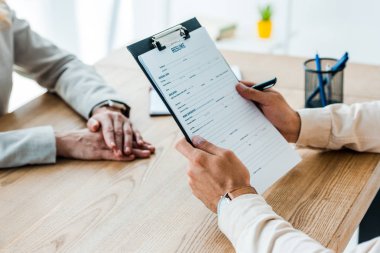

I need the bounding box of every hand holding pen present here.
[236,80,301,143]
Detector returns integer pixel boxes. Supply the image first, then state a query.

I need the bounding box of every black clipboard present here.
[127,18,202,144]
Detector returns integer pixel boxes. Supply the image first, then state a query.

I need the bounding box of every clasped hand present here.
[56,107,155,161]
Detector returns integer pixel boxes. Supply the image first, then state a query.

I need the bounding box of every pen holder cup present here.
[304,58,344,108]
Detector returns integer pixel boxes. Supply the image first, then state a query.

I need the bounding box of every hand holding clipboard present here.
[127,18,300,192]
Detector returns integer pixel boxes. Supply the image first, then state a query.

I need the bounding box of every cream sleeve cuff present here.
[296,107,332,149]
[218,194,277,248]
[217,194,333,253]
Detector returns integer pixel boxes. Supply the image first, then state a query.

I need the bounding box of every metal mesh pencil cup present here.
[304,58,344,108]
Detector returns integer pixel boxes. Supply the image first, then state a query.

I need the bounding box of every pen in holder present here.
[304,57,345,108]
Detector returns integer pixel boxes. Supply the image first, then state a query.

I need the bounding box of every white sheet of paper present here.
[139,27,301,192]
[150,89,170,115]
[150,65,242,116]
[231,65,242,80]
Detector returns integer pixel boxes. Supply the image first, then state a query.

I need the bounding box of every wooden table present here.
[1,50,380,253]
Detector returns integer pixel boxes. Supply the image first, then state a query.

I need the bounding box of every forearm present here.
[12,9,127,119]
[218,194,333,253]
[297,101,380,152]
[0,126,56,168]
[52,58,128,118]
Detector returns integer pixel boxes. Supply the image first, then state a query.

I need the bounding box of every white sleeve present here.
[297,101,380,152]
[350,238,380,253]
[218,194,380,253]
[218,194,333,253]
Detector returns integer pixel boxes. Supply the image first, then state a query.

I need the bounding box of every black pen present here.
[252,77,277,91]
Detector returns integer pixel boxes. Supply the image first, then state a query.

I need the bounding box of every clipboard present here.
[127,18,207,143]
[127,18,301,193]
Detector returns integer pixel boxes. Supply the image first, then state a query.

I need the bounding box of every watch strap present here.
[90,99,130,118]
[225,186,257,200]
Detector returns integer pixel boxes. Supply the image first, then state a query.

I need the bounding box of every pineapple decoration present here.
[257,4,272,39]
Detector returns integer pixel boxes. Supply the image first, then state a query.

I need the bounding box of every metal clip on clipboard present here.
[152,25,190,51]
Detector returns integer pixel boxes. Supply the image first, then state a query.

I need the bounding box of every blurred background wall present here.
[7,0,380,111]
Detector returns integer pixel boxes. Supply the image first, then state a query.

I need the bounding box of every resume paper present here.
[138,27,301,192]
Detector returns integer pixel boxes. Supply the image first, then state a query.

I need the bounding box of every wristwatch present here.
[90,99,130,117]
[217,186,257,215]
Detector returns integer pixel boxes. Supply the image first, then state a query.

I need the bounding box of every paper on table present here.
[139,27,301,192]
[231,65,242,80]
[150,65,242,116]
[150,88,170,116]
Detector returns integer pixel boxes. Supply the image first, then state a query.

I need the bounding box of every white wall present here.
[289,0,380,64]
[159,0,380,65]
[9,0,134,64]
[6,0,380,111]
[132,0,168,39]
[7,0,134,111]
[9,0,380,65]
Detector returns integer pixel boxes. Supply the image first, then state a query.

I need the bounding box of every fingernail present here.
[125,147,131,154]
[88,119,97,130]
[111,142,116,148]
[192,136,205,146]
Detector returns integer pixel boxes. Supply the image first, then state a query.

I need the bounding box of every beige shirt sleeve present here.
[0,7,128,168]
[218,102,380,253]
[0,126,56,168]
[297,101,380,152]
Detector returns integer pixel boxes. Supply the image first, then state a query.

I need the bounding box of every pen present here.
[306,52,349,107]
[331,52,349,72]
[325,64,332,101]
[252,77,277,91]
[315,54,327,106]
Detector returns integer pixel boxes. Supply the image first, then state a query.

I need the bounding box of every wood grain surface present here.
[0,49,379,253]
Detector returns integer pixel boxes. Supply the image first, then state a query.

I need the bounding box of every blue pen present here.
[306,52,349,107]
[315,54,327,106]
[325,64,332,101]
[331,52,349,72]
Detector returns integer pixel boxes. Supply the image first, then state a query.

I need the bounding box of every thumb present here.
[236,82,268,105]
[87,118,100,132]
[192,136,223,155]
